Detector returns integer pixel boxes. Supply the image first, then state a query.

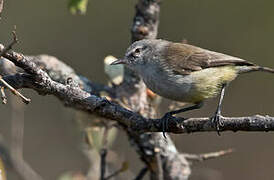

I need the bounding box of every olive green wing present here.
[165,43,255,75]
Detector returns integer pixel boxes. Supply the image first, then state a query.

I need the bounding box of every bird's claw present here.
[161,112,174,138]
[211,112,224,136]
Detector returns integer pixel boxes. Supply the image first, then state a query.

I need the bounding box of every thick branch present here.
[128,1,191,179]
[27,55,114,96]
[131,0,160,42]
[173,115,274,133]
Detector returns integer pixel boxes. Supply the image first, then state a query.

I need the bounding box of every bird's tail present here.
[237,65,274,74]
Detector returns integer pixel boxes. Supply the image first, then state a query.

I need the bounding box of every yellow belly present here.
[189,66,238,103]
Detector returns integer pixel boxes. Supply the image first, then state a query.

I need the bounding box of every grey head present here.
[111,39,170,73]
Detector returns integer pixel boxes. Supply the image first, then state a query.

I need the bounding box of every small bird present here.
[111,39,274,136]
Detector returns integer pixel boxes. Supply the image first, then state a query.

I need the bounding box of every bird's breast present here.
[138,65,238,103]
[139,65,194,102]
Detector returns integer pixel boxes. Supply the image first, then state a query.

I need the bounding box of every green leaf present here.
[68,0,89,15]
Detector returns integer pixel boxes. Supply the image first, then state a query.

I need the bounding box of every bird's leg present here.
[212,84,227,135]
[161,102,204,138]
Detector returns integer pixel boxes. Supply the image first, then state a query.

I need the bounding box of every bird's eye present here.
[132,48,141,57]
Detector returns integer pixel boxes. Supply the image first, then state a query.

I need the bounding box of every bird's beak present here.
[110,58,126,65]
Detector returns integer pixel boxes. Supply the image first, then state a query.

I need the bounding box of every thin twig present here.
[182,149,234,162]
[104,170,120,180]
[0,87,7,104]
[155,147,163,180]
[100,148,107,180]
[104,162,128,180]
[100,126,109,180]
[0,0,3,18]
[0,75,30,104]
[0,29,18,57]
[134,167,148,180]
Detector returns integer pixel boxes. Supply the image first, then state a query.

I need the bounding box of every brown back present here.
[164,43,254,75]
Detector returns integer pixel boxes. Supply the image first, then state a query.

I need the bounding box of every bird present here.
[111,39,274,137]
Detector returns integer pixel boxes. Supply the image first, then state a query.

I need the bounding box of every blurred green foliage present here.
[68,0,89,15]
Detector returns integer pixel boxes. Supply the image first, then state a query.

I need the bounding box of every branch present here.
[182,149,234,162]
[0,30,18,57]
[104,162,128,180]
[172,115,274,133]
[1,47,274,134]
[131,0,160,42]
[0,86,7,104]
[0,31,30,104]
[100,148,107,180]
[127,1,192,179]
[100,127,109,180]
[0,75,30,104]
[0,0,3,18]
[27,54,114,96]
[134,167,148,180]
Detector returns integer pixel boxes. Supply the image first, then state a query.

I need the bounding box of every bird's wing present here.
[165,43,255,75]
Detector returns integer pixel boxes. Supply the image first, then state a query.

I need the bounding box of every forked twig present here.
[0,29,31,104]
[0,29,18,57]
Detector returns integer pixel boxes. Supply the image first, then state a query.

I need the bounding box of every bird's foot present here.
[211,112,224,136]
[161,112,175,138]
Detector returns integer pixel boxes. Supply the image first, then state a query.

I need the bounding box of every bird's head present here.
[111,39,169,72]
